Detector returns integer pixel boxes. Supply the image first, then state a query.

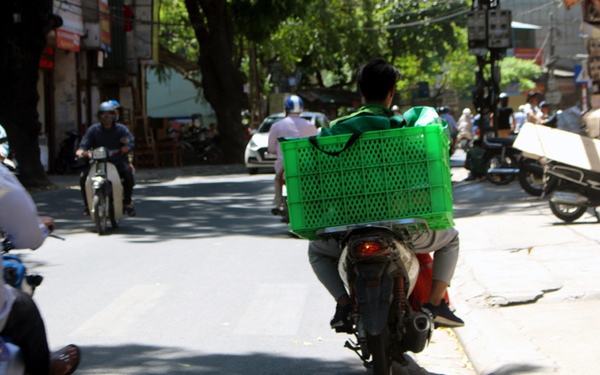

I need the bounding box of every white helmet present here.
[462,108,471,115]
[98,101,116,114]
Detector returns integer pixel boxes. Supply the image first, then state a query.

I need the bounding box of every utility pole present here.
[467,0,512,139]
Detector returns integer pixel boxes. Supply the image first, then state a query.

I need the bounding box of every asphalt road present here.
[23,164,474,375]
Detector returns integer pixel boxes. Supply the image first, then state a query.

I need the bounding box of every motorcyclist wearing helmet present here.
[267,95,319,215]
[76,101,137,217]
[0,164,81,374]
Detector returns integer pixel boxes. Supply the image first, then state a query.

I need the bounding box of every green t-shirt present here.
[321,104,450,138]
[321,104,405,136]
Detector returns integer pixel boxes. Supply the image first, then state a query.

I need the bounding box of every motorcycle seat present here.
[484,137,516,147]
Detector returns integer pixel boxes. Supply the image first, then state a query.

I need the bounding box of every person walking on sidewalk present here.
[308,58,464,330]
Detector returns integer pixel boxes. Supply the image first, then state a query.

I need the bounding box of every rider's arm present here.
[76,126,95,157]
[0,167,49,249]
[268,124,280,155]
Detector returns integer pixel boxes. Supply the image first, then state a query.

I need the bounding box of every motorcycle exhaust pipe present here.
[403,312,433,354]
[550,192,588,206]
[488,167,520,174]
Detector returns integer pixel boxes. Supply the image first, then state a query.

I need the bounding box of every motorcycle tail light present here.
[353,240,389,258]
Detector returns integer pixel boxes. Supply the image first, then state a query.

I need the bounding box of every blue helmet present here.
[284,95,304,113]
[109,99,121,108]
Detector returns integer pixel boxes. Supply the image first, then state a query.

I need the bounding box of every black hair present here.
[356,58,401,102]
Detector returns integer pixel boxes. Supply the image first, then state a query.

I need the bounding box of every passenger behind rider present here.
[308,58,464,330]
[0,163,81,375]
[267,95,319,215]
[76,101,137,217]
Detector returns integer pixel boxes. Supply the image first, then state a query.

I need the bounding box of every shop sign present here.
[40,46,55,69]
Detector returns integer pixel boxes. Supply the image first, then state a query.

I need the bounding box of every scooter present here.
[317,218,435,375]
[272,171,289,224]
[455,126,474,153]
[1,234,65,374]
[542,160,600,222]
[482,137,544,196]
[83,147,124,235]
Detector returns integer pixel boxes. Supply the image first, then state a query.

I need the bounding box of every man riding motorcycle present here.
[76,101,136,217]
[308,58,464,331]
[267,95,319,215]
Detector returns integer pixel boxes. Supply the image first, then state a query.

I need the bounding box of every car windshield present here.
[257,114,314,133]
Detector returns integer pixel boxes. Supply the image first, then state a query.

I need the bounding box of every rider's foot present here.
[422,300,464,328]
[82,208,89,217]
[330,303,353,333]
[124,205,136,217]
[50,344,81,375]
[271,206,283,215]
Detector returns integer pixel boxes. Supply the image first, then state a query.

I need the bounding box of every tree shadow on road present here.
[75,343,448,375]
[33,173,296,243]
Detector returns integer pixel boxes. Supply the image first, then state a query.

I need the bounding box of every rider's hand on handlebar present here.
[75,149,89,159]
[39,216,55,233]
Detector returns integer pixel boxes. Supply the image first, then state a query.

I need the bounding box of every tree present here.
[0,0,61,187]
[157,0,303,162]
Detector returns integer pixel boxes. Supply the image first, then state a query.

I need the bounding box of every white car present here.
[244,112,330,174]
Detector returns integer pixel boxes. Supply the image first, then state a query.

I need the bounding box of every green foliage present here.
[158,0,198,61]
[499,57,543,91]
[156,0,543,105]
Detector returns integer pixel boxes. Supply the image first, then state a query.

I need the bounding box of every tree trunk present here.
[184,0,248,164]
[0,0,56,187]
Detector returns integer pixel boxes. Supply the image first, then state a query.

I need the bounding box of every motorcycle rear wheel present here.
[93,193,107,235]
[518,159,544,196]
[486,154,517,185]
[549,189,587,222]
[367,326,392,375]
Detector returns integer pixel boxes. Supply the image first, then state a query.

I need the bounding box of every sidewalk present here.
[450,171,600,374]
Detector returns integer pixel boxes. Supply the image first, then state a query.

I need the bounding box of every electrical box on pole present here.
[467,0,512,139]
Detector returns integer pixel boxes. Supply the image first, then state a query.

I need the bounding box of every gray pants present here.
[308,227,460,301]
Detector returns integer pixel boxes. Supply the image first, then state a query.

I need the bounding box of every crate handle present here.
[308,132,362,156]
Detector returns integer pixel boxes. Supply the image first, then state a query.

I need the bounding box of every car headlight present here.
[249,139,258,148]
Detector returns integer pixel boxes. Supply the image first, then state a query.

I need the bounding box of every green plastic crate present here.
[280,125,454,240]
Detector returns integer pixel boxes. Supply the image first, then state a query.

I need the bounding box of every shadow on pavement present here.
[33,171,291,243]
[76,343,446,375]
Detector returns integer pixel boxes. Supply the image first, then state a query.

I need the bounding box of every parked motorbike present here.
[455,127,473,153]
[180,130,224,164]
[82,147,124,235]
[542,160,600,222]
[54,130,83,175]
[482,137,544,196]
[317,218,435,374]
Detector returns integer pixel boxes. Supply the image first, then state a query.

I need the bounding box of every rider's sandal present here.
[50,344,81,375]
[82,208,89,217]
[124,206,136,217]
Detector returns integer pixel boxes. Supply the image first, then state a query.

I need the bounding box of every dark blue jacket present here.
[79,122,134,164]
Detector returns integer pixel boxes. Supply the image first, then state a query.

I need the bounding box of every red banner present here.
[56,29,81,52]
[514,48,543,66]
